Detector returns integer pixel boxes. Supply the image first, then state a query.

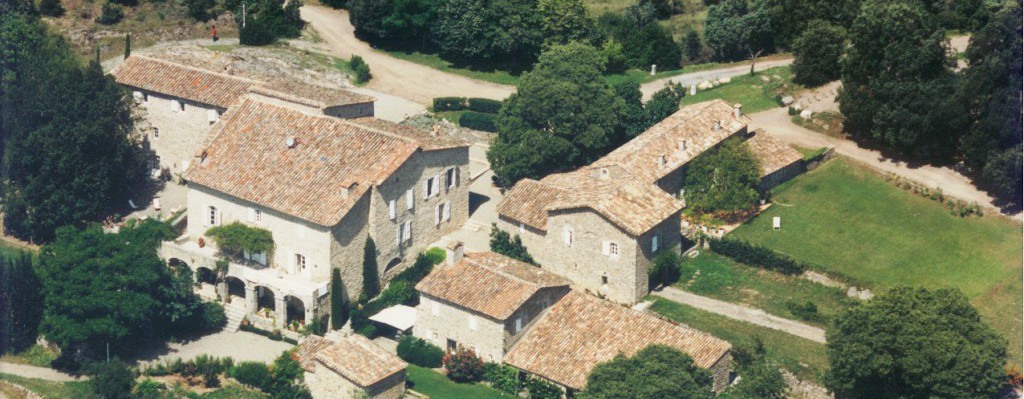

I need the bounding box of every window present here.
[518,223,525,234]
[468,315,478,331]
[447,339,458,352]
[152,127,159,138]
[562,227,573,247]
[295,254,307,270]
[143,93,149,103]
[406,189,414,210]
[602,241,619,257]
[425,176,440,198]
[652,235,659,252]
[208,206,218,226]
[446,168,458,188]
[388,199,396,220]
[435,204,443,226]
[601,274,609,286]
[255,209,262,223]
[247,207,262,224]
[432,331,439,341]
[515,317,523,333]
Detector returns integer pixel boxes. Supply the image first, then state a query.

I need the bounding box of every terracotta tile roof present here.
[504,291,731,390]
[745,130,803,177]
[296,335,334,372]
[314,334,407,387]
[112,55,260,109]
[252,80,376,109]
[416,252,569,320]
[498,168,683,236]
[185,98,466,226]
[594,99,748,183]
[349,117,467,151]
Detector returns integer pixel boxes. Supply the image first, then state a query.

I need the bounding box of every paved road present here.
[639,58,794,100]
[0,362,85,382]
[654,287,826,343]
[750,107,1016,218]
[135,330,294,368]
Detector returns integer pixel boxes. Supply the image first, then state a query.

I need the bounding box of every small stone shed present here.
[297,335,408,399]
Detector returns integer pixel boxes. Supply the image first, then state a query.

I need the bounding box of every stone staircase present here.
[223,302,246,333]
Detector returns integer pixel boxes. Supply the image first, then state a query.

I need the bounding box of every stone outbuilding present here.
[745,129,805,191]
[297,335,407,399]
[414,247,570,362]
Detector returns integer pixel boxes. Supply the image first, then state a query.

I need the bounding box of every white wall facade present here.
[131,89,223,175]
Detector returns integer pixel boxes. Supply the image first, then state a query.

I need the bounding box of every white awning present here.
[369,305,417,331]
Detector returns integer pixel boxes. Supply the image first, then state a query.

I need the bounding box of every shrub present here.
[424,247,446,265]
[199,301,227,331]
[351,55,371,84]
[443,347,484,383]
[649,251,682,289]
[230,362,272,391]
[709,238,806,275]
[433,97,467,112]
[240,19,277,46]
[393,253,436,285]
[467,98,502,114]
[185,0,214,21]
[396,336,444,368]
[89,359,135,399]
[134,379,166,398]
[203,367,220,388]
[205,222,274,259]
[95,2,124,25]
[459,111,497,132]
[527,376,562,399]
[785,300,824,324]
[483,363,520,395]
[727,360,786,399]
[489,224,536,265]
[39,0,65,17]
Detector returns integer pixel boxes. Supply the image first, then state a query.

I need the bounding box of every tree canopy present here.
[579,345,715,399]
[431,0,544,67]
[791,20,845,87]
[704,0,775,61]
[0,252,41,355]
[682,138,761,215]
[825,287,1007,399]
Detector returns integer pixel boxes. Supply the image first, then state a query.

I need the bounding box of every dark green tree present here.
[644,82,685,127]
[538,0,596,46]
[123,33,130,60]
[361,237,379,301]
[722,359,785,399]
[613,78,646,137]
[682,29,706,64]
[348,0,437,46]
[621,22,681,70]
[330,268,348,330]
[236,0,303,45]
[0,253,41,354]
[186,0,215,21]
[432,0,542,67]
[89,359,135,399]
[682,138,761,215]
[489,224,536,265]
[488,43,626,186]
[838,1,963,159]
[957,0,1022,205]
[578,345,714,399]
[791,20,845,87]
[320,0,346,8]
[704,0,775,61]
[38,0,64,17]
[95,2,123,24]
[825,287,1007,399]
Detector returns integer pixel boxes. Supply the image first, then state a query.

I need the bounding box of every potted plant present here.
[198,237,206,248]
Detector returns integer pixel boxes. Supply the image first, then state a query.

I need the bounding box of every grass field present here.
[0,373,96,399]
[679,66,795,113]
[649,298,829,382]
[407,365,513,399]
[730,158,1024,362]
[677,253,853,327]
[385,50,523,86]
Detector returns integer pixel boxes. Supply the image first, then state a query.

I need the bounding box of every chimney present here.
[657,155,666,167]
[713,121,721,131]
[733,103,743,119]
[446,241,464,266]
[678,139,687,151]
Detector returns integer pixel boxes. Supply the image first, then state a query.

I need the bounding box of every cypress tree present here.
[330,268,347,330]
[361,237,379,301]
[124,33,130,60]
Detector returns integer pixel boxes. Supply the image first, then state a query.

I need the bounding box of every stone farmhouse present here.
[413,245,570,362]
[497,99,802,304]
[411,247,732,395]
[297,334,407,399]
[158,93,470,331]
[112,55,375,176]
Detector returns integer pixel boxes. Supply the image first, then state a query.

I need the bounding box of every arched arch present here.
[384,258,402,273]
[255,285,276,312]
[285,295,305,325]
[225,276,246,300]
[195,267,216,285]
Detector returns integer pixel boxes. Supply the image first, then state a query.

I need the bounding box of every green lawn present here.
[0,373,96,398]
[678,66,794,113]
[649,298,829,382]
[407,365,513,399]
[730,157,1024,362]
[0,345,57,368]
[677,253,853,327]
[385,50,522,86]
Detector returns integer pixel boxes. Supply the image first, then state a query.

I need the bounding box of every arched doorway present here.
[384,258,402,273]
[226,276,246,301]
[256,286,276,313]
[195,267,216,285]
[285,296,305,326]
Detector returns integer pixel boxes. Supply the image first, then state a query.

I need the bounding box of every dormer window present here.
[657,155,666,167]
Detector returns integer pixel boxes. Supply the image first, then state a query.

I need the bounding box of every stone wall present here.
[502,287,570,350]
[366,370,406,399]
[759,160,806,192]
[415,294,506,362]
[324,102,375,119]
[130,89,222,175]
[305,364,364,399]
[709,352,733,393]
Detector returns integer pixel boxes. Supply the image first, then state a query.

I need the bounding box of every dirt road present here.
[301,5,516,105]
[750,107,1015,217]
[639,58,794,99]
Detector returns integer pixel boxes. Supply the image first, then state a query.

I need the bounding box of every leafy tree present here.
[89,359,135,399]
[95,2,123,24]
[613,78,646,137]
[722,359,785,399]
[773,0,861,47]
[433,0,543,67]
[704,0,774,61]
[330,268,347,330]
[361,237,379,300]
[648,251,681,289]
[957,0,1022,204]
[826,287,1006,399]
[0,253,41,354]
[682,29,707,64]
[236,0,303,45]
[38,0,64,17]
[622,22,681,70]
[186,0,215,21]
[348,0,437,45]
[838,1,963,159]
[600,39,628,74]
[579,345,714,399]
[791,20,845,87]
[443,346,484,382]
[538,0,595,46]
[644,82,685,127]
[683,138,761,215]
[488,43,626,186]
[489,224,536,265]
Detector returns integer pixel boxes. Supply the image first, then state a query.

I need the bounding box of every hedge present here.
[468,98,502,114]
[459,111,497,132]
[433,97,467,112]
[230,362,272,391]
[709,238,806,275]
[396,336,444,368]
[239,324,298,345]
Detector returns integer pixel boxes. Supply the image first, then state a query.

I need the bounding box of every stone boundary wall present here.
[804,146,836,171]
[0,380,44,399]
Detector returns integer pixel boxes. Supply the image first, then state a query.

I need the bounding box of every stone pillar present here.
[275,295,286,329]
[245,285,257,315]
[304,303,314,326]
[217,281,228,303]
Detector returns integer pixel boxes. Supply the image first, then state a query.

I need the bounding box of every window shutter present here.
[404,221,412,241]
[469,316,478,331]
[443,201,451,222]
[169,99,178,112]
[433,173,441,196]
[515,318,522,333]
[563,229,572,246]
[202,207,210,227]
[424,178,430,198]
[406,189,414,210]
[388,200,396,220]
[247,208,256,223]
[396,225,402,245]
[215,209,221,226]
[602,241,610,256]
[434,204,441,226]
[455,167,461,187]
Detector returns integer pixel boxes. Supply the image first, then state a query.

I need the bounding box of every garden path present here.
[0,362,84,382]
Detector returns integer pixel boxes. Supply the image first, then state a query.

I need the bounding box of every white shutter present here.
[388,200,396,220]
[215,209,221,226]
[455,167,461,187]
[406,189,414,210]
[202,207,210,227]
[207,109,219,123]
[469,316,478,331]
[602,241,610,256]
[434,204,441,226]
[247,208,256,223]
[515,318,522,333]
[396,225,402,245]
[443,201,451,222]
[562,228,572,246]
[403,221,412,242]
[432,174,441,196]
[169,98,178,111]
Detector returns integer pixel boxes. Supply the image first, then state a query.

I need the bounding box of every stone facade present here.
[132,90,224,175]
[498,209,680,305]
[304,364,405,399]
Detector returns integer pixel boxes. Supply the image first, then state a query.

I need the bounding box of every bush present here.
[709,238,807,275]
[230,362,272,391]
[39,0,65,17]
[134,379,166,399]
[649,251,682,289]
[489,224,536,265]
[459,112,497,132]
[396,336,444,368]
[185,0,214,21]
[95,2,124,25]
[424,247,446,265]
[433,97,467,112]
[726,360,786,399]
[785,300,824,323]
[483,363,520,395]
[527,376,562,399]
[443,347,484,383]
[240,19,277,46]
[199,301,227,331]
[393,253,437,285]
[467,98,502,114]
[351,55,371,84]
[89,359,135,399]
